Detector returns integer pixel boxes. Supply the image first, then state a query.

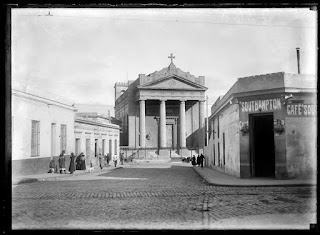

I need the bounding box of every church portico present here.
[115,54,207,160]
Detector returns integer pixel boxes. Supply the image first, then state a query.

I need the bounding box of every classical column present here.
[199,100,205,151]
[159,99,167,148]
[179,100,186,148]
[139,99,146,148]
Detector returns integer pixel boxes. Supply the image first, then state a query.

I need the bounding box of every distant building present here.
[204,72,317,179]
[12,89,77,175]
[74,112,120,167]
[76,103,115,117]
[114,56,207,160]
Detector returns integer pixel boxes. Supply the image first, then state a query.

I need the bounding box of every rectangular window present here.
[75,138,80,156]
[60,124,67,153]
[114,139,117,155]
[223,133,225,165]
[31,120,40,156]
[102,139,105,156]
[51,123,56,157]
[109,139,112,155]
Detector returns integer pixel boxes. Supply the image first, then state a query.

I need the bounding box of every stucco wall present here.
[217,104,240,177]
[12,94,75,161]
[285,116,317,179]
[186,101,200,149]
[204,104,240,177]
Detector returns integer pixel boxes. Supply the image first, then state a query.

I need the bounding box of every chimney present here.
[296,47,300,74]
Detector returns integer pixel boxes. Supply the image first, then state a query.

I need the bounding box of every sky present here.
[11,8,317,108]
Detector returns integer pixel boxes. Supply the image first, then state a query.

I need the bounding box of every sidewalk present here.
[193,166,316,187]
[12,165,117,185]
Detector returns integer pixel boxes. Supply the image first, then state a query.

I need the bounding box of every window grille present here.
[31,120,40,156]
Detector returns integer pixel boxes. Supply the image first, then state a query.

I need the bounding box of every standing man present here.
[98,153,103,170]
[199,153,205,168]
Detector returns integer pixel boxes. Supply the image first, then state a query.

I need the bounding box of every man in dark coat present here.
[199,154,205,168]
[196,155,200,166]
[98,153,103,169]
[69,152,76,174]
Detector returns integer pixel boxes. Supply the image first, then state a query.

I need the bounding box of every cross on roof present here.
[168,53,175,63]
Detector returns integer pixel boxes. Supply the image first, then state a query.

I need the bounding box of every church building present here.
[114,54,207,160]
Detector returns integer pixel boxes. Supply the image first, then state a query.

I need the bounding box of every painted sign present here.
[239,98,281,113]
[287,104,317,116]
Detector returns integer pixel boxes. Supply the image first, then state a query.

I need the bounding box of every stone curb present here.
[192,167,316,188]
[12,167,117,185]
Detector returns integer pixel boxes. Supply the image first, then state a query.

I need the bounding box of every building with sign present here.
[204,72,316,179]
[114,55,207,160]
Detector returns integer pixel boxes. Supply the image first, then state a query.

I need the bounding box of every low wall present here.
[12,155,73,176]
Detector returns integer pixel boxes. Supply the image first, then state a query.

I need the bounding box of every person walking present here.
[106,153,111,166]
[98,153,104,170]
[69,152,76,174]
[58,150,66,174]
[196,155,200,167]
[191,155,196,166]
[80,153,86,170]
[113,154,118,167]
[199,153,205,168]
[120,153,124,165]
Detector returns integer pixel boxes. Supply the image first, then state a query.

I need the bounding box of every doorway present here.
[249,113,275,177]
[95,139,98,156]
[166,124,173,148]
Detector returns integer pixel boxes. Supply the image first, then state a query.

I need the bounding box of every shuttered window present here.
[114,139,117,155]
[31,120,40,156]
[60,124,67,152]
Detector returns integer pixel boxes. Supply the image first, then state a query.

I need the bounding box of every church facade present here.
[115,55,207,160]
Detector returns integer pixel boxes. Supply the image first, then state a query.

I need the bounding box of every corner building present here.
[115,60,207,160]
[204,72,317,179]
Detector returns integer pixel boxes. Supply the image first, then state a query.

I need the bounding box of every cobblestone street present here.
[12,164,316,230]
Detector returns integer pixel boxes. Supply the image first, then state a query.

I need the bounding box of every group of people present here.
[191,154,205,168]
[48,151,125,174]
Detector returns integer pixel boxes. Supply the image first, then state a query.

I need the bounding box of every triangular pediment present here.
[138,75,207,90]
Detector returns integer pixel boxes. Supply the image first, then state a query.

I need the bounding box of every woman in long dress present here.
[69,152,76,174]
[80,153,86,170]
[58,150,66,174]
[76,153,82,170]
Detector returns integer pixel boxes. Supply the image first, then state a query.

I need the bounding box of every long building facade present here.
[74,112,120,166]
[12,89,77,175]
[12,89,121,176]
[115,58,207,159]
[204,72,317,179]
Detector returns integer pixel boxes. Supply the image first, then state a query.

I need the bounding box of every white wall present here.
[204,104,240,177]
[12,94,75,160]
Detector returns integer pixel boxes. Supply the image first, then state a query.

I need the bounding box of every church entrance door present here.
[166,124,173,148]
